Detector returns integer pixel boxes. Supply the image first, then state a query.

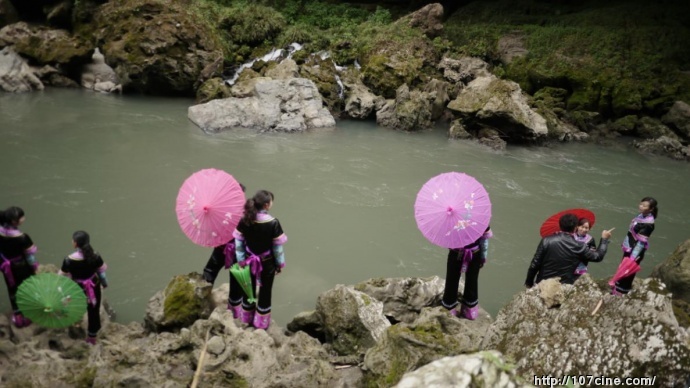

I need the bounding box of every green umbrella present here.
[16,273,87,328]
[230,263,256,304]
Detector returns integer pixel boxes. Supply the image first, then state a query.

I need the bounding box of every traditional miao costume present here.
[573,233,596,277]
[0,226,38,328]
[233,210,287,329]
[613,213,654,295]
[441,227,492,320]
[60,250,108,343]
[201,239,245,318]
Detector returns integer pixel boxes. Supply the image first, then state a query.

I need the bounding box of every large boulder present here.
[353,277,445,324]
[447,75,548,143]
[363,307,492,387]
[395,351,534,388]
[437,56,492,85]
[316,284,391,357]
[662,101,690,141]
[633,136,690,161]
[88,0,222,95]
[376,84,434,131]
[188,77,336,133]
[652,239,690,304]
[144,273,213,333]
[0,21,92,67]
[299,57,343,114]
[481,275,690,387]
[0,46,42,92]
[407,3,444,38]
[343,80,385,120]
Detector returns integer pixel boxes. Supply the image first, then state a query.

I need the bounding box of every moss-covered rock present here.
[144,272,213,332]
[363,307,491,387]
[651,239,690,304]
[195,77,231,104]
[85,0,223,96]
[376,84,433,131]
[0,21,92,68]
[611,114,639,135]
[636,116,678,139]
[299,57,343,114]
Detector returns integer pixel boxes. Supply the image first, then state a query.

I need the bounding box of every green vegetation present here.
[442,0,690,117]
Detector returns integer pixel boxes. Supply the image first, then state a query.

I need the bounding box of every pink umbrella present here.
[175,169,245,247]
[608,258,641,286]
[414,172,492,249]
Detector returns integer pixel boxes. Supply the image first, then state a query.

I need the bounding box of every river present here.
[1,88,689,326]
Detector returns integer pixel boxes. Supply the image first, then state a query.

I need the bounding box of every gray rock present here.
[376,84,434,131]
[448,119,472,139]
[447,75,548,142]
[344,81,384,119]
[537,277,564,308]
[0,46,43,92]
[264,58,299,80]
[188,78,336,133]
[498,32,529,64]
[316,284,391,356]
[481,275,690,387]
[633,136,690,161]
[408,3,444,38]
[353,276,445,324]
[423,78,451,120]
[438,56,492,84]
[662,101,690,140]
[652,239,690,304]
[395,351,534,388]
[364,307,492,387]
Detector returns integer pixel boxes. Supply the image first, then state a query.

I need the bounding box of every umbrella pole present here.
[191,328,211,388]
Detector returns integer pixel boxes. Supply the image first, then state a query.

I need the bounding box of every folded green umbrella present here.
[230,263,256,304]
[16,273,87,328]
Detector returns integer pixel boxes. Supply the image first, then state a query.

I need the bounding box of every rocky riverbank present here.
[1,239,690,387]
[1,0,689,160]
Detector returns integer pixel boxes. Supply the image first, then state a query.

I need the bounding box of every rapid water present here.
[1,88,689,325]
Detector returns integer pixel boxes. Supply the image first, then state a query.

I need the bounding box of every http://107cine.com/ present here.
[533,374,656,387]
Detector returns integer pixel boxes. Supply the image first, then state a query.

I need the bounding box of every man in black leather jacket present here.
[525,213,614,287]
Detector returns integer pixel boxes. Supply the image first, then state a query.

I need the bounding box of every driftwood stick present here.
[191,329,211,388]
[591,298,604,316]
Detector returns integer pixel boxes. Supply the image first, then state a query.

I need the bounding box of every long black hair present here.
[241,190,274,227]
[641,196,659,219]
[73,230,99,265]
[0,206,25,228]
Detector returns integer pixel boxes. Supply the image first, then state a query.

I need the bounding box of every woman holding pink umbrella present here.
[233,190,288,330]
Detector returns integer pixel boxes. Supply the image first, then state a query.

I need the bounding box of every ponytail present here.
[73,230,99,265]
[240,190,274,226]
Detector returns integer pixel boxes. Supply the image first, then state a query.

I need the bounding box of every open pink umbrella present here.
[608,258,641,286]
[176,169,245,247]
[414,172,492,249]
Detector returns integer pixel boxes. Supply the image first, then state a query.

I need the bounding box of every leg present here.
[9,269,33,327]
[86,286,102,344]
[239,270,257,325]
[254,260,276,330]
[228,271,243,318]
[460,252,482,320]
[441,250,462,312]
[202,246,225,284]
[614,252,645,295]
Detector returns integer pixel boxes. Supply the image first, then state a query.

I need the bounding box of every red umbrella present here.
[608,258,641,286]
[175,169,245,247]
[539,208,595,238]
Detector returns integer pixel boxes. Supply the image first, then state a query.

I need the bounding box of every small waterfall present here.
[225,43,304,86]
[335,75,345,100]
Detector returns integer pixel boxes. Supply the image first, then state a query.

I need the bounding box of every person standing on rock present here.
[525,213,613,288]
[58,231,109,345]
[0,206,39,328]
[442,226,492,320]
[233,190,287,330]
[201,183,247,319]
[573,217,597,280]
[612,197,658,296]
